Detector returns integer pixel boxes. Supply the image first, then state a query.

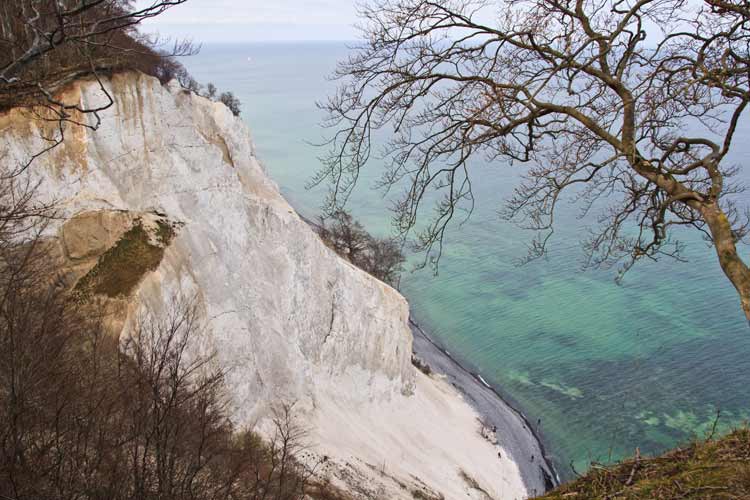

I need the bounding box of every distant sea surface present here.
[182,42,750,479]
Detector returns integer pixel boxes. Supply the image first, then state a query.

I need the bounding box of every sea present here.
[181,42,750,479]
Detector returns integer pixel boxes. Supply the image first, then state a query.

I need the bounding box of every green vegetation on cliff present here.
[74,219,174,300]
[536,429,750,499]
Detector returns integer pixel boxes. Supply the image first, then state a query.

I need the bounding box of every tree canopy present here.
[317,0,750,322]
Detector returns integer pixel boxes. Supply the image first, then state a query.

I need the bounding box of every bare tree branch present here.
[318,0,750,322]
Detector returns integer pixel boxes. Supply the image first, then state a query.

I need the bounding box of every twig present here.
[708,408,722,441]
[625,447,641,486]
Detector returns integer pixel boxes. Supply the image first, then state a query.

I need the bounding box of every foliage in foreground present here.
[536,429,750,499]
[0,281,327,500]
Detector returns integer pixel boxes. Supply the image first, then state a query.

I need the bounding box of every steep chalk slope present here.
[0,73,526,500]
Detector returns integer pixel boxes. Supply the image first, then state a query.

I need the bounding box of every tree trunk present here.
[702,203,750,324]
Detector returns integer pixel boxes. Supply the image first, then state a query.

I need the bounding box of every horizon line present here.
[184,39,359,46]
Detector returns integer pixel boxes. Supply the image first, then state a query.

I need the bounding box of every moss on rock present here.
[74,218,175,300]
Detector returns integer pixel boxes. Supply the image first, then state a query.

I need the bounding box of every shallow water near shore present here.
[181,42,750,480]
[410,319,557,496]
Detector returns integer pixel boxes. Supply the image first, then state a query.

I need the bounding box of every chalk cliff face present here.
[0,73,526,500]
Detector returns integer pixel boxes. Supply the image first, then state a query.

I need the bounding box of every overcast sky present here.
[137,0,359,43]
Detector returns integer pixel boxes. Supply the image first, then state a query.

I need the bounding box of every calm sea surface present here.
[182,42,750,478]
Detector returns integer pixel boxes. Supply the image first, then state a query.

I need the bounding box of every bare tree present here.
[318,211,371,264]
[230,403,320,500]
[363,236,406,286]
[119,296,230,500]
[317,0,750,322]
[317,210,405,285]
[0,277,332,499]
[0,0,191,86]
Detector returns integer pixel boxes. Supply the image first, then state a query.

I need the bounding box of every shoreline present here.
[296,210,559,495]
[409,316,560,497]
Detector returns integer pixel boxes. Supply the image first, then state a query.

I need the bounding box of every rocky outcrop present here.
[0,72,527,500]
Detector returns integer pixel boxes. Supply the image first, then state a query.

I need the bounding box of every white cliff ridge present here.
[0,72,527,500]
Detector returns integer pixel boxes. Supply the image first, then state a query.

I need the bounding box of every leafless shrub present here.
[219,91,242,117]
[317,210,405,286]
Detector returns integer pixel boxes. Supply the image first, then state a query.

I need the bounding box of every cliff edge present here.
[0,72,527,500]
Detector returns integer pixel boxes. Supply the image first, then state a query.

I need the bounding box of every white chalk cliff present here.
[0,72,526,500]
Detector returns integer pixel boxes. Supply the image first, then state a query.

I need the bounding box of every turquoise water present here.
[182,42,750,479]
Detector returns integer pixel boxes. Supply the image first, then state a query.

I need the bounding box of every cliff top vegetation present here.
[0,1,195,109]
[0,0,241,166]
[536,428,750,499]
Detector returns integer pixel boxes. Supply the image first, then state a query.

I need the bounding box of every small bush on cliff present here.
[411,355,432,376]
[219,91,242,116]
[171,81,242,116]
[316,210,405,286]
